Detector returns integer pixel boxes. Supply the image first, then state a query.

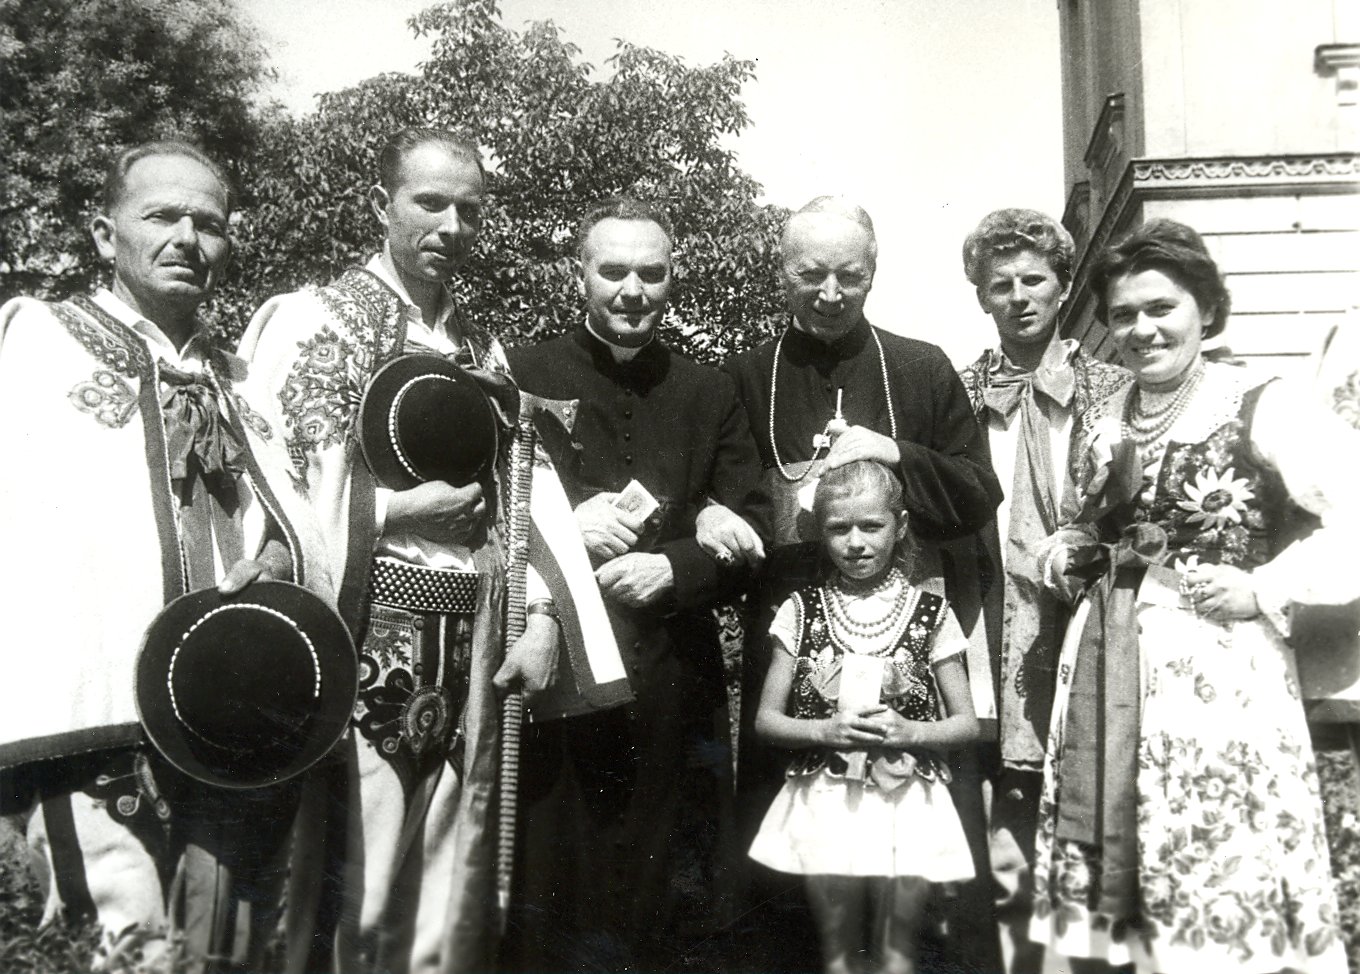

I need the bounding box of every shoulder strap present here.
[59,295,185,603]
[913,589,947,635]
[57,295,154,379]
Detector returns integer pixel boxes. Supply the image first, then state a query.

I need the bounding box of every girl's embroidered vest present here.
[786,583,950,783]
[1140,381,1302,572]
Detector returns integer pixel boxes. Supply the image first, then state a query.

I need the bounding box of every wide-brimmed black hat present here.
[136,581,357,789]
[358,354,500,491]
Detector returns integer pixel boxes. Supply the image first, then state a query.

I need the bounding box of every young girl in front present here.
[749,460,979,974]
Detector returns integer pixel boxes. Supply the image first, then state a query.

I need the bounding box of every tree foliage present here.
[225,0,788,362]
[1,0,787,364]
[0,0,276,301]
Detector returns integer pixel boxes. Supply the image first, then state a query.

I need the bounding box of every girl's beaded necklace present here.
[824,567,913,656]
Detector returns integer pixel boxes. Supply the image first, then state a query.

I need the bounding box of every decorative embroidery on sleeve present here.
[278,324,365,470]
[233,393,274,440]
[52,298,153,379]
[68,370,138,428]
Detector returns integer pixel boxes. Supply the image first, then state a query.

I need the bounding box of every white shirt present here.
[365,254,478,570]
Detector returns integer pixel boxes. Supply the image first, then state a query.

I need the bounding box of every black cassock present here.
[502,326,768,973]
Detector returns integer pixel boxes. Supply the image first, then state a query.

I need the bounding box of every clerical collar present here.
[783,316,872,363]
[584,318,651,362]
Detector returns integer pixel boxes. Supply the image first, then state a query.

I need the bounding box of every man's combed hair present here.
[1091,218,1232,340]
[961,208,1075,287]
[102,140,233,213]
[575,197,674,257]
[378,128,485,192]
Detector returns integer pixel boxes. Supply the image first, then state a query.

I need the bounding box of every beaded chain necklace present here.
[1121,356,1205,463]
[769,326,899,482]
[824,567,912,655]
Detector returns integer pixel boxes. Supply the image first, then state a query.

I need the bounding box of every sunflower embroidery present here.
[1177,466,1255,530]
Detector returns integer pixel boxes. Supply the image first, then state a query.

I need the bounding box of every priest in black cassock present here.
[723,196,1005,973]
[501,197,769,973]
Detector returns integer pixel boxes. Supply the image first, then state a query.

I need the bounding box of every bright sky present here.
[240,0,1064,365]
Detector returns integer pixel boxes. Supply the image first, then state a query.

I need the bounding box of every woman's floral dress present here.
[1029,363,1360,973]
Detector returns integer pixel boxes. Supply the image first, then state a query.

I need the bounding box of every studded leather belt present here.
[368,556,480,614]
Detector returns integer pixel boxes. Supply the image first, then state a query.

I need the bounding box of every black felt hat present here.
[135,581,357,789]
[358,354,500,491]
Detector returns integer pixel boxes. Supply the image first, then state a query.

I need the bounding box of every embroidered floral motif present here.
[787,585,944,782]
[278,325,367,476]
[68,370,138,428]
[1142,408,1278,572]
[1330,369,1360,429]
[83,751,173,870]
[1177,466,1255,530]
[232,393,274,440]
[354,606,474,797]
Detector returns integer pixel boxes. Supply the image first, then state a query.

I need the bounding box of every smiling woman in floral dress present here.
[1029,218,1360,974]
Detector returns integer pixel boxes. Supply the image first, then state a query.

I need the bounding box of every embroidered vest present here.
[785,583,951,782]
[1140,382,1299,571]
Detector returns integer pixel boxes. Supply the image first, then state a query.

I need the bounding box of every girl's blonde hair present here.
[812,460,917,574]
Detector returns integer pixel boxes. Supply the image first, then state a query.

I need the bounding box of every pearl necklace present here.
[824,568,911,654]
[769,325,900,482]
[1121,358,1205,455]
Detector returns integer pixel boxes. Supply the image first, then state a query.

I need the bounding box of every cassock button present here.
[623,432,631,441]
[623,453,633,464]
[623,409,633,419]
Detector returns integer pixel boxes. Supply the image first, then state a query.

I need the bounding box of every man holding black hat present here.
[239,127,563,974]
[0,141,337,971]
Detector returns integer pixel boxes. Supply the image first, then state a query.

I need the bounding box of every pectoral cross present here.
[813,388,848,453]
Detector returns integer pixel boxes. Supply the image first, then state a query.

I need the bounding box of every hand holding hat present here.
[385,480,489,548]
[359,354,504,492]
[137,581,357,790]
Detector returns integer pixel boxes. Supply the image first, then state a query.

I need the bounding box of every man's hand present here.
[695,503,765,568]
[386,481,488,546]
[219,538,292,595]
[493,614,560,694]
[596,552,674,609]
[575,492,644,563]
[825,425,901,470]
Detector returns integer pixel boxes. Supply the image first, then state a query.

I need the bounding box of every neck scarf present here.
[985,343,1076,767]
[159,363,246,590]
